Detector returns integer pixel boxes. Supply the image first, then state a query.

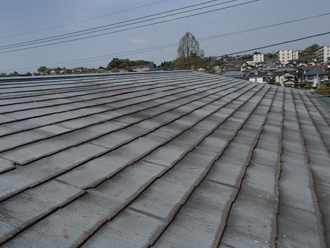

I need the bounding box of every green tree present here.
[304,44,320,55]
[37,66,47,72]
[176,32,205,70]
[0,73,7,77]
[8,71,18,77]
[125,66,133,72]
[111,68,120,73]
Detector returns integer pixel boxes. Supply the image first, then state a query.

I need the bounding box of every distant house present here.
[285,59,306,68]
[302,65,327,73]
[131,62,155,72]
[49,70,57,75]
[73,67,87,73]
[273,67,298,74]
[247,70,269,83]
[260,63,278,72]
[240,62,250,68]
[241,64,256,71]
[275,71,298,87]
[31,72,40,76]
[222,64,238,75]
[274,60,283,68]
[304,67,329,88]
[225,71,247,79]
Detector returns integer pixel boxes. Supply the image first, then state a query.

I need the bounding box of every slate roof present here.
[0,71,330,247]
[247,70,268,78]
[305,67,328,76]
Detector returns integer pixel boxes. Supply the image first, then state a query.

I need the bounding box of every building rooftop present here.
[0,71,329,247]
[304,67,328,76]
[224,71,246,76]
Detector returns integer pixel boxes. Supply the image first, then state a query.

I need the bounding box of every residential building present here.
[260,63,278,73]
[285,59,306,68]
[315,45,330,64]
[73,67,87,73]
[253,53,264,62]
[275,71,298,87]
[241,64,256,72]
[222,64,238,75]
[131,61,155,72]
[302,65,328,73]
[278,49,299,65]
[304,67,329,88]
[247,70,268,83]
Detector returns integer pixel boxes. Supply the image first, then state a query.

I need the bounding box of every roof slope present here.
[305,67,328,76]
[0,71,329,247]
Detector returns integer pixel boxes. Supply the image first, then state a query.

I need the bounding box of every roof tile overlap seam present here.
[297,90,330,154]
[0,78,262,246]
[0,78,230,131]
[0,73,195,102]
[0,76,211,113]
[0,76,225,125]
[291,90,330,246]
[217,87,279,247]
[0,80,253,202]
[0,80,244,155]
[78,85,271,247]
[275,89,327,247]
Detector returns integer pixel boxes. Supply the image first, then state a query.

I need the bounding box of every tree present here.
[176,32,205,70]
[304,44,320,55]
[0,73,7,77]
[8,71,18,77]
[37,66,47,72]
[111,68,120,73]
[125,66,133,72]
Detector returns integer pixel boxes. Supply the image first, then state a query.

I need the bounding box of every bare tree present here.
[177,32,204,70]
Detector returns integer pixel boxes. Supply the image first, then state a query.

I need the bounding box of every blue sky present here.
[1,0,330,73]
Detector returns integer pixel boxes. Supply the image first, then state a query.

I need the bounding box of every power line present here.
[2,13,330,73]
[0,0,169,39]
[0,0,227,50]
[58,11,330,66]
[0,0,258,53]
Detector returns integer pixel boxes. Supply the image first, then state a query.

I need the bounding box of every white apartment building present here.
[253,53,264,62]
[279,49,299,65]
[315,46,330,63]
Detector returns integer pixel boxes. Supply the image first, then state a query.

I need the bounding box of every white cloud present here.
[129,38,150,43]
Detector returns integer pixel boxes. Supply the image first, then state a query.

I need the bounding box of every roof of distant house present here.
[274,67,298,73]
[0,71,329,247]
[305,67,328,76]
[225,71,246,76]
[303,65,328,71]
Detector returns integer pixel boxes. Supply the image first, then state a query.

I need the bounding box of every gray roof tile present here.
[0,180,84,244]
[0,158,15,173]
[0,71,329,247]
[153,180,238,248]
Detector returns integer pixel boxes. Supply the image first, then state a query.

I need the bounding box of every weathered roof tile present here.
[0,71,329,247]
